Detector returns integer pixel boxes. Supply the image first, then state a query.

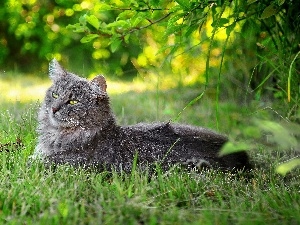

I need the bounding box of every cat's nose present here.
[52,107,59,114]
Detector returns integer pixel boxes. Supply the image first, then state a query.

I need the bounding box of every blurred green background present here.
[0,0,299,121]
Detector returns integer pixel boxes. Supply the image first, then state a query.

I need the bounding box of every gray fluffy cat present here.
[32,59,251,172]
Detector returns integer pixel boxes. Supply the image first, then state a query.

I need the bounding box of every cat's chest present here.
[44,127,90,149]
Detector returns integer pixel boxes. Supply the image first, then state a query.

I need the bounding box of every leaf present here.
[110,38,122,53]
[150,0,161,7]
[124,34,130,44]
[277,0,285,6]
[106,20,130,29]
[79,15,87,25]
[242,126,261,139]
[157,45,174,55]
[211,18,230,28]
[66,23,85,33]
[86,15,100,30]
[167,13,186,26]
[276,158,300,176]
[226,23,235,36]
[97,3,112,11]
[131,13,146,27]
[169,5,182,13]
[156,44,177,55]
[255,120,298,149]
[117,11,135,20]
[261,4,278,19]
[80,34,99,43]
[185,24,199,37]
[247,0,257,4]
[175,0,190,10]
[219,142,250,156]
[164,24,186,37]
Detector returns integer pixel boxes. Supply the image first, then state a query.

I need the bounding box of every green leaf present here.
[175,0,190,10]
[247,0,257,4]
[124,34,130,44]
[185,24,199,37]
[255,120,298,149]
[131,13,146,27]
[242,125,261,139]
[117,11,135,20]
[66,24,77,30]
[106,20,130,29]
[110,38,122,53]
[261,4,278,19]
[219,142,250,156]
[211,18,229,28]
[169,5,182,13]
[226,23,235,36]
[66,23,85,33]
[79,15,87,25]
[86,15,100,30]
[97,3,112,11]
[156,44,177,55]
[80,34,99,43]
[167,13,186,26]
[164,24,186,37]
[149,0,161,7]
[277,0,285,6]
[132,16,144,27]
[276,158,300,176]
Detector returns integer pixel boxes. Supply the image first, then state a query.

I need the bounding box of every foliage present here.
[220,118,300,175]
[62,0,300,117]
[0,0,84,71]
[2,0,300,92]
[66,0,300,94]
[1,0,299,114]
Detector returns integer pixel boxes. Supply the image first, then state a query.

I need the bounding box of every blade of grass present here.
[127,151,138,198]
[288,51,300,102]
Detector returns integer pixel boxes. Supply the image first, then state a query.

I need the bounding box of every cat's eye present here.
[52,92,59,99]
[69,100,78,105]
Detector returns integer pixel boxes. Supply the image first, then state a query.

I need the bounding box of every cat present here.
[31,59,252,173]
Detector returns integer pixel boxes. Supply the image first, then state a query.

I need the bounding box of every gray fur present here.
[32,59,251,172]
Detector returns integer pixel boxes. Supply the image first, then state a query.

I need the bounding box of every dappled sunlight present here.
[107,70,206,95]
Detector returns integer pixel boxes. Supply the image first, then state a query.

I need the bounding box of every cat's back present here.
[120,121,228,160]
[123,122,227,143]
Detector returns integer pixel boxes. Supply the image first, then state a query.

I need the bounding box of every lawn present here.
[0,74,299,225]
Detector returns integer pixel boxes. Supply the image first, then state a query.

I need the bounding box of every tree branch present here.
[123,12,172,36]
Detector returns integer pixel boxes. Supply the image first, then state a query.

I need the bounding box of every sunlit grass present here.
[0,71,299,225]
[0,72,143,103]
[0,89,299,224]
[0,72,51,103]
[0,71,204,103]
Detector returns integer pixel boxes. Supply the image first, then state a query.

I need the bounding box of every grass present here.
[0,75,299,225]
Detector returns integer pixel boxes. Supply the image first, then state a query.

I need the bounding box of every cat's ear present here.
[49,59,66,81]
[91,75,107,93]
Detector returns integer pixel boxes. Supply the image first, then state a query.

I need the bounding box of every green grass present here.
[0,87,299,225]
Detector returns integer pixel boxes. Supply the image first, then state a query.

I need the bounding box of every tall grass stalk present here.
[288,51,300,102]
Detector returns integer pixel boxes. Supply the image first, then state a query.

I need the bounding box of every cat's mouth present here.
[49,111,79,128]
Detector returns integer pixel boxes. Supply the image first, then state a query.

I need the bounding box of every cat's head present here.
[43,59,113,129]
